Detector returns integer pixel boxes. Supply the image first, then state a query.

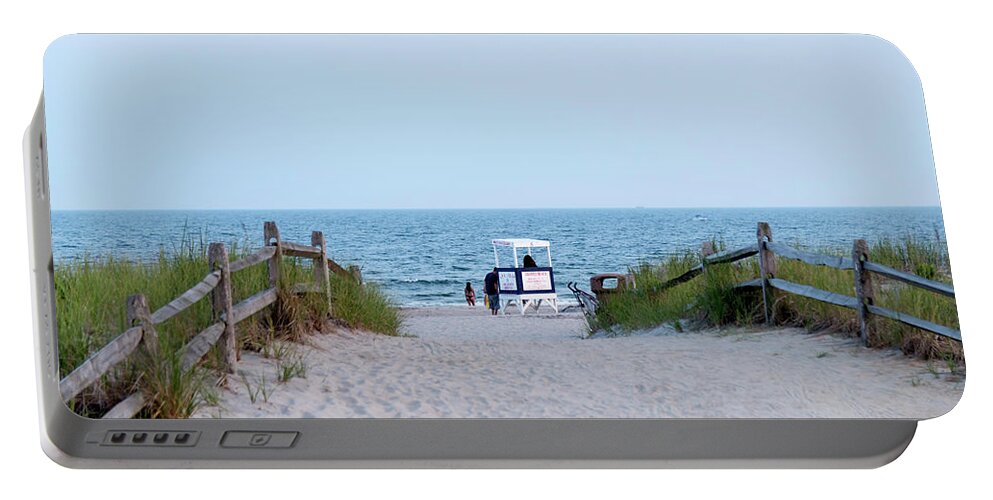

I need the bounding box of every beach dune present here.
[193,307,963,419]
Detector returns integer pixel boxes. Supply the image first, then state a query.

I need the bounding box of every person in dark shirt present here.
[523,254,537,268]
[484,267,501,315]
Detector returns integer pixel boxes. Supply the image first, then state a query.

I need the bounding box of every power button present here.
[220,431,298,448]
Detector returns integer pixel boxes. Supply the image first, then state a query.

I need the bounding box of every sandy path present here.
[193,307,963,419]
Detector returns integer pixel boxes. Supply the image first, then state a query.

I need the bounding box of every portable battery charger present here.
[25,33,963,467]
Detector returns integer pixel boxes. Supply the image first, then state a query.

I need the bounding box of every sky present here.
[43,34,941,210]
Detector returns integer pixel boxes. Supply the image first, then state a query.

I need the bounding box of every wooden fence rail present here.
[648,222,959,345]
[58,221,359,418]
[764,241,855,271]
[645,244,760,295]
[862,261,955,298]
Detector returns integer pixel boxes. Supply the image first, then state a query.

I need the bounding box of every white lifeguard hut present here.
[491,238,559,315]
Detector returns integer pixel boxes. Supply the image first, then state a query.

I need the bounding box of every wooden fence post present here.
[700,241,715,278]
[264,221,282,288]
[264,221,284,327]
[348,265,363,285]
[757,222,777,324]
[853,239,875,347]
[126,294,158,357]
[209,243,238,371]
[701,241,716,264]
[312,231,333,315]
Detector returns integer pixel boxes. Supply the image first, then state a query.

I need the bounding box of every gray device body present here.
[25,96,919,468]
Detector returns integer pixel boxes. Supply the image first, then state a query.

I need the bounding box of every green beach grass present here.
[590,237,962,363]
[54,237,401,418]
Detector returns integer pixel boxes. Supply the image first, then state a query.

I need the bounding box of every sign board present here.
[494,267,556,295]
[521,270,553,291]
[498,271,518,292]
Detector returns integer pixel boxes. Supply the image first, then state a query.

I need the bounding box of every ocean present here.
[51,207,945,306]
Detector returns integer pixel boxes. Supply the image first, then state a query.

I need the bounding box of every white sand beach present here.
[193,307,964,419]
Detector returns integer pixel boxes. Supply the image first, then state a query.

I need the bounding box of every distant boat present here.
[693,214,709,222]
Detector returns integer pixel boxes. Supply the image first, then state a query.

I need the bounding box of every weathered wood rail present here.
[649,222,959,345]
[59,221,359,418]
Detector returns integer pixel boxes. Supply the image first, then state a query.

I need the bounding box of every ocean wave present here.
[385,277,467,285]
[412,291,457,297]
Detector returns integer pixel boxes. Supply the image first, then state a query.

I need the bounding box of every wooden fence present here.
[648,222,960,345]
[58,221,360,418]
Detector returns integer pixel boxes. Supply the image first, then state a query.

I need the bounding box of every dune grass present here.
[54,237,400,418]
[590,237,962,363]
[329,274,403,336]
